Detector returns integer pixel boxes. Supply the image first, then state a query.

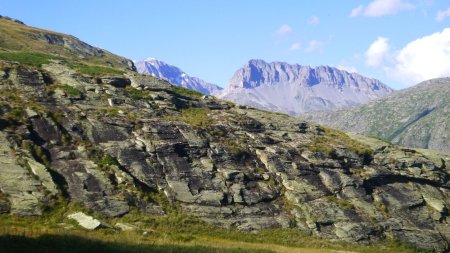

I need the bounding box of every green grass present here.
[307,126,373,160]
[124,86,154,100]
[0,51,123,77]
[61,84,82,97]
[0,211,430,253]
[94,154,121,168]
[66,62,124,76]
[170,85,203,98]
[0,234,270,253]
[323,196,355,209]
[165,107,214,127]
[0,51,62,67]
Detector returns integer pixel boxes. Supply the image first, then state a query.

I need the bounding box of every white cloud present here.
[388,28,450,84]
[305,40,323,52]
[307,16,320,25]
[350,0,415,17]
[337,65,357,73]
[275,24,292,36]
[290,43,301,51]
[365,37,390,67]
[435,7,450,22]
[350,5,365,17]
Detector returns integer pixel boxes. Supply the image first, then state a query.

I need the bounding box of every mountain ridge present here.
[218,59,393,115]
[135,58,223,95]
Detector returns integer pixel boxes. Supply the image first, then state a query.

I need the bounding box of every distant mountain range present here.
[303,78,450,153]
[135,58,223,95]
[217,59,393,115]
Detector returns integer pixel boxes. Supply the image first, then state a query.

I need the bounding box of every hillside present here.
[135,58,223,95]
[303,78,450,153]
[218,59,393,115]
[0,16,135,71]
[0,16,449,252]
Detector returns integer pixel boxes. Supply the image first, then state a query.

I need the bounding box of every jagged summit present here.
[135,58,223,95]
[218,59,393,115]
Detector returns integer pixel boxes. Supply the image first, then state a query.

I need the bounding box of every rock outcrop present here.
[218,59,393,115]
[0,60,449,252]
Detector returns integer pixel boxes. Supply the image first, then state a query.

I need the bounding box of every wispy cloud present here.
[305,40,323,53]
[290,43,301,51]
[365,37,390,67]
[350,0,415,17]
[274,24,292,36]
[307,16,320,25]
[351,5,365,17]
[435,7,450,22]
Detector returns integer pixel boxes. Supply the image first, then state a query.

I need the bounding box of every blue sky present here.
[1,0,450,89]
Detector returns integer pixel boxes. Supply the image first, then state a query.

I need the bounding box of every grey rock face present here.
[0,60,449,251]
[218,59,393,115]
[303,78,450,153]
[135,58,223,95]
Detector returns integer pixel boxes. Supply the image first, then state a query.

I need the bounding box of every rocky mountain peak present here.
[135,58,223,95]
[219,59,393,115]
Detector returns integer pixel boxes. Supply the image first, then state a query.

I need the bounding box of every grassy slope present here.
[0,18,130,71]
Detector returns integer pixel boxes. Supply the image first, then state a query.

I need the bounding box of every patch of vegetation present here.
[0,51,62,67]
[46,111,64,125]
[21,140,51,167]
[124,86,153,100]
[229,143,251,162]
[0,234,270,253]
[0,88,46,126]
[374,200,389,219]
[61,84,82,97]
[1,106,24,125]
[94,154,121,168]
[306,126,373,160]
[170,85,203,98]
[165,107,213,128]
[66,62,124,76]
[323,195,355,209]
[0,205,431,253]
[96,107,120,117]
